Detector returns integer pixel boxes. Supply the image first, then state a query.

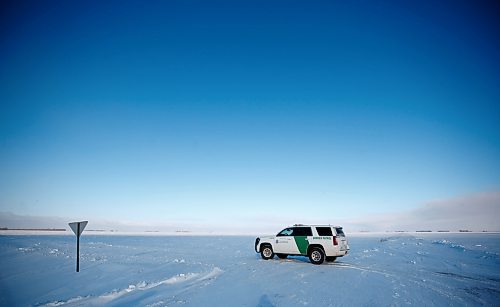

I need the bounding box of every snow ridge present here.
[40,267,223,306]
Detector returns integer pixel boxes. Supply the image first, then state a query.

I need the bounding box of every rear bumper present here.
[255,238,260,253]
[338,249,349,256]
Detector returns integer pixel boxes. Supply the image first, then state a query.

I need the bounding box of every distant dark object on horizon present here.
[416,230,433,233]
[0,227,66,231]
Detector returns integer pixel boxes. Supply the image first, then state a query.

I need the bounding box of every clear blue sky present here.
[1,0,499,228]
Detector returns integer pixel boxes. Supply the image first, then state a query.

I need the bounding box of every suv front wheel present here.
[308,247,325,265]
[260,245,274,260]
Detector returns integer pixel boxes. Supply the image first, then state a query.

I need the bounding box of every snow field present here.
[0,234,499,306]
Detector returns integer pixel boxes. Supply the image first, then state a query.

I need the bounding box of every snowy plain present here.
[0,233,499,306]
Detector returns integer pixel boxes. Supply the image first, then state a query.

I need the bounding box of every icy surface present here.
[0,234,499,306]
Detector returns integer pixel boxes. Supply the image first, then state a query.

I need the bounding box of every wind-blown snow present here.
[0,234,499,306]
[42,269,223,307]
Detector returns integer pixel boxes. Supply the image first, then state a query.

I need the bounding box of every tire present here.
[326,256,337,262]
[260,245,274,260]
[276,253,288,259]
[308,247,325,265]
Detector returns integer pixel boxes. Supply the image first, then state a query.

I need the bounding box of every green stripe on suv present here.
[294,236,309,254]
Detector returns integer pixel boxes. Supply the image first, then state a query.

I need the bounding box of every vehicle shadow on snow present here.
[258,255,383,274]
[271,255,348,266]
[255,253,356,269]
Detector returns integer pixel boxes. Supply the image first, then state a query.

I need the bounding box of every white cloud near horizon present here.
[1,190,499,234]
[345,190,500,232]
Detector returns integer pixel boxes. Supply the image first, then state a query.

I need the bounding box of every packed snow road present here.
[0,233,499,306]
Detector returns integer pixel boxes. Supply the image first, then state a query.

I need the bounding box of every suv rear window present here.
[293,227,313,236]
[335,227,345,237]
[316,227,333,236]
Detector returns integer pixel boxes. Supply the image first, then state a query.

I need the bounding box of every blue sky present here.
[1,1,499,230]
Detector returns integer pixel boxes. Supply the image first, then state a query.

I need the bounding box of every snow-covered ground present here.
[0,233,499,306]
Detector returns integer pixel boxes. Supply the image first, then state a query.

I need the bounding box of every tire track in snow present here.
[327,262,396,277]
[277,257,396,277]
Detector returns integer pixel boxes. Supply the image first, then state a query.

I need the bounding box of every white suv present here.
[255,224,349,265]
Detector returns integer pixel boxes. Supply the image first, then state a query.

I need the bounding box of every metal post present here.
[76,223,80,272]
[69,221,87,273]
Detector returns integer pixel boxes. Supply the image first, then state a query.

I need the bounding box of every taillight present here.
[333,236,338,246]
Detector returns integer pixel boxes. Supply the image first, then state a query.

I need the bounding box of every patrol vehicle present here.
[254,224,349,265]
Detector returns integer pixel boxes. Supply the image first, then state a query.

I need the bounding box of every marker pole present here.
[69,221,87,272]
[76,223,80,272]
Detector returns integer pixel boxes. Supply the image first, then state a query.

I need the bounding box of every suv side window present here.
[316,227,333,236]
[277,228,293,236]
[293,227,313,236]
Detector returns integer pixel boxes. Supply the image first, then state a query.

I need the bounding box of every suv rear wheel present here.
[308,247,325,265]
[260,245,274,260]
